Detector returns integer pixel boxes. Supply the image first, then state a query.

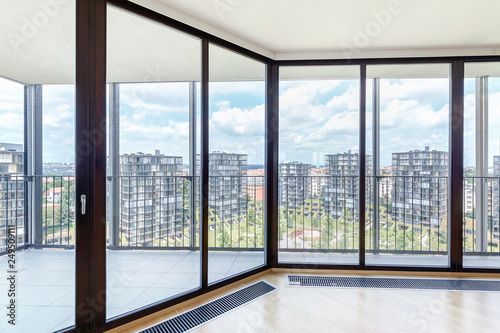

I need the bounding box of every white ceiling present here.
[1,0,500,85]
[139,0,500,60]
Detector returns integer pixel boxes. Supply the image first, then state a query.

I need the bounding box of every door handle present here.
[81,194,87,215]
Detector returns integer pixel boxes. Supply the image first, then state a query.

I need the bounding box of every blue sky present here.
[1,76,499,167]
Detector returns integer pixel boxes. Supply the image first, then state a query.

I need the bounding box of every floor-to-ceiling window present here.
[463,62,500,268]
[106,5,201,318]
[366,64,450,267]
[278,66,360,265]
[208,44,266,283]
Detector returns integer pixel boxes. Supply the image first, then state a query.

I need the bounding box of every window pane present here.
[278,65,360,265]
[208,44,266,284]
[366,64,450,267]
[106,5,201,319]
[463,62,500,268]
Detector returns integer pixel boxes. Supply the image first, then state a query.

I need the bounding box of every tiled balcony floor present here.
[1,249,499,332]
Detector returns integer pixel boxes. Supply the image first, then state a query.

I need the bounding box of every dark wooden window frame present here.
[65,1,500,332]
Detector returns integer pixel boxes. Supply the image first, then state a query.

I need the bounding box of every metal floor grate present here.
[139,281,277,333]
[286,275,500,292]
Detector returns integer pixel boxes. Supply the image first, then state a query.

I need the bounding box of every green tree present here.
[218,229,231,248]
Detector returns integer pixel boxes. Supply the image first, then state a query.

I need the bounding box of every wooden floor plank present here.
[107,269,500,333]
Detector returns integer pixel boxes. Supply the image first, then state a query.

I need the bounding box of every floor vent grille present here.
[140,281,276,333]
[286,275,500,292]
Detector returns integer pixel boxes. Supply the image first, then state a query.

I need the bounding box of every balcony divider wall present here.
[2,0,500,332]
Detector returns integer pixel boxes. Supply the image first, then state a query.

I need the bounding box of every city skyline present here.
[1,76,500,166]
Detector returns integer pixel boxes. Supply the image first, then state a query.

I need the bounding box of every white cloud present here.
[279,78,452,165]
[210,103,264,137]
[0,78,24,144]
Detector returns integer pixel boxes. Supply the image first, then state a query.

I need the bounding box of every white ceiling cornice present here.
[131,0,276,59]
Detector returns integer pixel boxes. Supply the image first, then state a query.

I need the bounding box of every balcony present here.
[1,170,499,331]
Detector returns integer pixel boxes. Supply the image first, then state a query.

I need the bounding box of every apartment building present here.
[324,151,370,220]
[279,162,311,210]
[309,167,328,198]
[0,143,25,252]
[208,152,247,221]
[494,156,500,238]
[119,150,183,246]
[392,146,448,230]
[464,182,475,215]
[246,168,265,201]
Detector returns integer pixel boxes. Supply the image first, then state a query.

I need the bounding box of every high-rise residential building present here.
[324,151,369,220]
[392,146,448,231]
[119,150,183,246]
[309,168,328,198]
[0,143,25,252]
[246,168,265,201]
[379,177,393,200]
[208,152,247,221]
[493,155,500,239]
[463,182,475,215]
[279,162,311,210]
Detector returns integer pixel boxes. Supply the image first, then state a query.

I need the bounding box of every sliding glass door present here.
[106,5,201,318]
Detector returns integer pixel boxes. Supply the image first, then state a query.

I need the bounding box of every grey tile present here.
[208,273,229,284]
[235,252,265,262]
[140,260,178,273]
[132,251,166,261]
[227,261,262,276]
[125,272,164,288]
[303,253,333,263]
[154,251,189,261]
[169,260,200,273]
[107,307,126,320]
[278,252,304,263]
[53,273,76,287]
[23,271,73,286]
[113,260,153,272]
[151,272,195,288]
[49,291,75,307]
[107,271,136,289]
[185,274,203,289]
[16,285,46,300]
[207,260,233,274]
[106,258,128,270]
[19,286,73,306]
[107,287,147,309]
[106,250,143,260]
[125,287,183,310]
[7,305,73,333]
[210,252,239,261]
[182,252,201,261]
